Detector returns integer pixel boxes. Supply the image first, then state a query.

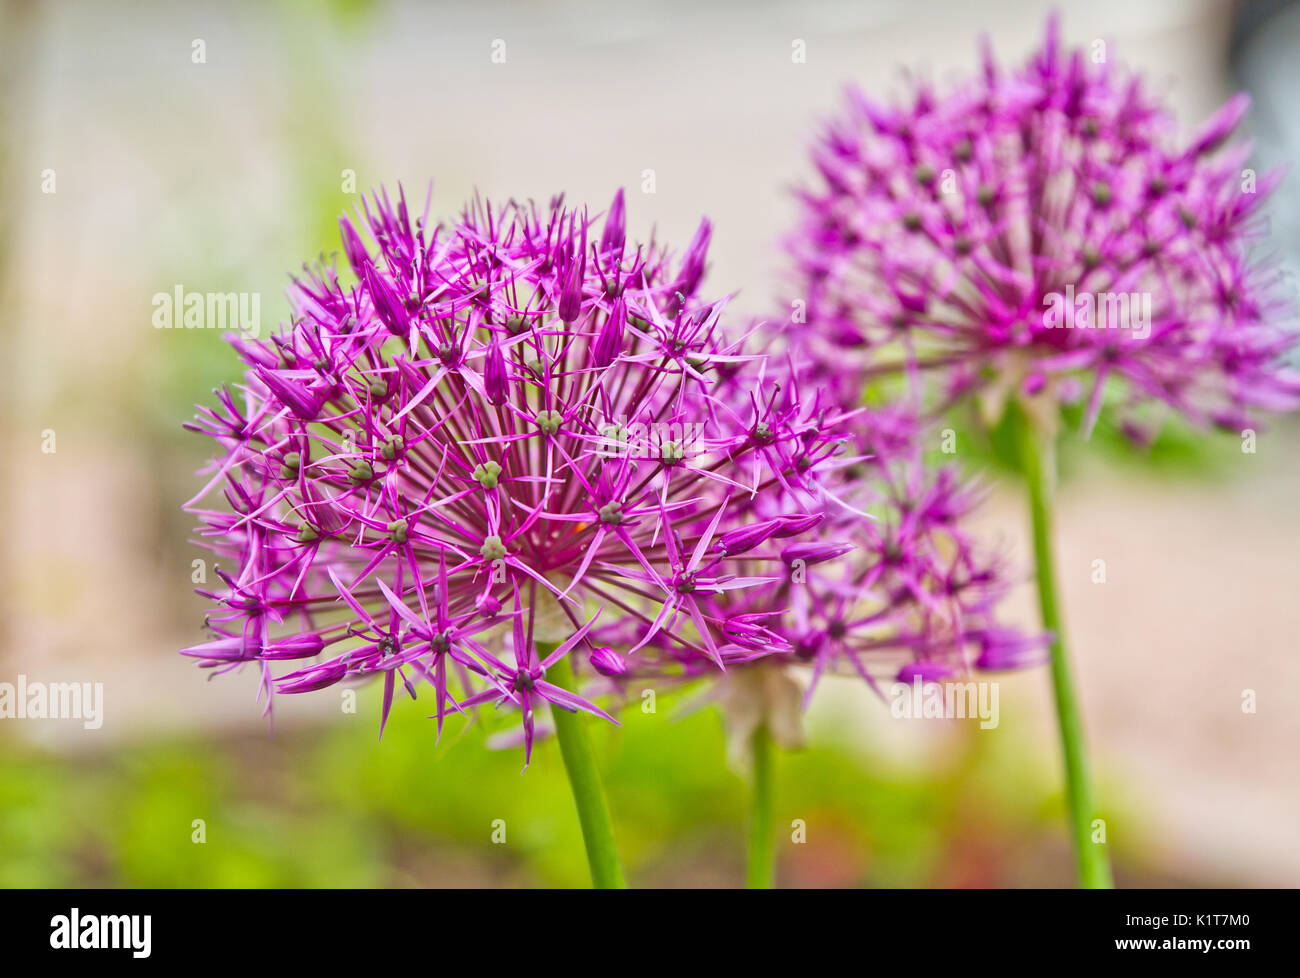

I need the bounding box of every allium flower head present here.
[182,186,846,765]
[787,14,1300,437]
[708,420,1042,704]
[601,348,1046,754]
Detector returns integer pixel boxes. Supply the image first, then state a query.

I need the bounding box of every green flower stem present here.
[1014,411,1113,889]
[745,724,776,889]
[543,649,627,889]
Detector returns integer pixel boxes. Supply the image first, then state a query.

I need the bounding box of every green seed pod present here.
[380,435,405,461]
[472,460,503,489]
[279,452,301,480]
[535,409,563,435]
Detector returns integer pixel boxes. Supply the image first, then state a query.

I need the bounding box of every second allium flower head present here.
[183,187,864,762]
[787,14,1300,438]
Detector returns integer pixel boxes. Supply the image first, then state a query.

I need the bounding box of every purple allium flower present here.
[591,348,1045,736]
[181,187,847,766]
[723,449,1042,708]
[785,14,1300,437]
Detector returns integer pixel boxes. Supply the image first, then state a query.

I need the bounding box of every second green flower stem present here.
[1014,411,1113,889]
[746,724,776,888]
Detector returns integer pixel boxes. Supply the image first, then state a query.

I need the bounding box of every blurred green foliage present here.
[1,683,1127,888]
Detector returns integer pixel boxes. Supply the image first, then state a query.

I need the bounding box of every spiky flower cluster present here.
[182,187,856,762]
[786,15,1300,438]
[590,357,1045,721]
[777,411,1044,696]
[807,457,1042,690]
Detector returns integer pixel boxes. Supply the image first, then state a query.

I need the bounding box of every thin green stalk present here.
[544,650,627,889]
[1013,411,1113,889]
[745,724,776,889]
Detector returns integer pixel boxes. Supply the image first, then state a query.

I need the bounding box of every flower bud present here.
[254,366,325,422]
[592,296,626,368]
[362,262,410,337]
[673,217,712,299]
[277,660,349,694]
[715,521,776,556]
[262,634,326,660]
[781,541,854,566]
[599,188,626,256]
[588,647,627,677]
[484,340,509,406]
[973,627,1051,671]
[338,215,370,278]
[1188,92,1249,158]
[558,261,585,324]
[180,635,261,663]
[771,512,823,538]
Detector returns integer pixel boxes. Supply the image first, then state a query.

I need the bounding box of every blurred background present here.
[3,0,1299,887]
